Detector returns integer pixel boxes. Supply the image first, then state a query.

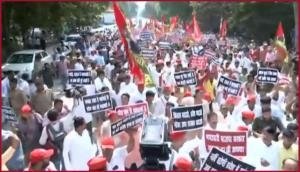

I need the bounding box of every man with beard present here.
[25,148,56,171]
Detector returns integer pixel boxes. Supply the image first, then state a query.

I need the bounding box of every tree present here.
[142,2,160,19]
[119,2,138,18]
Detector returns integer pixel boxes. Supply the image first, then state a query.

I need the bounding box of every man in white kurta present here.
[63,127,94,170]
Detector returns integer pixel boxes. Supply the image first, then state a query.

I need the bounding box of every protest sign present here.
[174,70,197,87]
[99,41,109,47]
[217,75,242,96]
[140,31,153,41]
[158,41,171,49]
[256,68,279,84]
[137,39,149,48]
[2,106,17,123]
[68,70,92,85]
[171,105,204,132]
[191,45,204,56]
[201,147,255,171]
[115,102,149,116]
[190,56,207,69]
[111,112,144,136]
[141,48,157,59]
[204,130,247,156]
[204,49,217,60]
[83,92,112,113]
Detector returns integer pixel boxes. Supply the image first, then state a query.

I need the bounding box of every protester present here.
[63,117,94,170]
[9,78,28,117]
[30,78,54,116]
[25,148,57,171]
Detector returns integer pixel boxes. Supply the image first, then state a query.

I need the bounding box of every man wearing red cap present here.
[173,155,193,171]
[16,104,43,165]
[87,156,107,171]
[25,148,56,171]
[100,128,136,170]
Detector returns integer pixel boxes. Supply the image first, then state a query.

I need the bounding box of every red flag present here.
[276,21,285,40]
[220,19,228,38]
[169,16,178,32]
[185,21,193,35]
[192,14,202,42]
[113,2,143,79]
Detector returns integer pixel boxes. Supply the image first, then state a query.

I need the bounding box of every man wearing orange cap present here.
[25,148,56,171]
[173,155,193,171]
[131,81,146,103]
[16,104,43,165]
[87,156,107,171]
[100,128,136,170]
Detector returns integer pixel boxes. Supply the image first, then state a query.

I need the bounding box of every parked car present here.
[63,34,82,47]
[2,49,52,80]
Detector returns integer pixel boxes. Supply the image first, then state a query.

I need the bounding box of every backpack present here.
[45,122,66,155]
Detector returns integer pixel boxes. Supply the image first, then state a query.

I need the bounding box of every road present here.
[45,43,65,98]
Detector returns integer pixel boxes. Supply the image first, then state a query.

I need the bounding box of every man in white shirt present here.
[94,69,113,91]
[74,58,84,70]
[101,128,136,170]
[119,75,138,96]
[63,117,94,170]
[153,86,177,117]
[254,126,280,170]
[131,81,146,103]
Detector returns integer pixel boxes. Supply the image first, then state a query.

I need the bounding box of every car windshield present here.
[66,37,80,42]
[7,54,33,64]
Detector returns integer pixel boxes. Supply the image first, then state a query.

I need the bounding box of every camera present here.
[64,86,86,98]
[139,116,171,170]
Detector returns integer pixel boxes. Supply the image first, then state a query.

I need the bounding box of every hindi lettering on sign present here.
[68,70,92,85]
[141,48,157,59]
[201,147,255,171]
[190,56,207,69]
[140,31,153,41]
[2,106,17,123]
[256,68,279,84]
[82,92,112,113]
[217,75,242,96]
[171,105,203,132]
[174,71,197,87]
[158,41,171,50]
[111,112,144,136]
[204,130,247,156]
[115,102,149,116]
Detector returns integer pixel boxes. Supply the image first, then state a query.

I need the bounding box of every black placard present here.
[68,70,92,85]
[99,41,109,47]
[111,112,144,136]
[171,105,203,132]
[82,92,112,113]
[141,48,157,59]
[174,70,197,87]
[2,106,17,123]
[158,41,171,49]
[140,31,153,41]
[137,39,149,48]
[201,147,256,171]
[217,76,241,96]
[256,68,278,84]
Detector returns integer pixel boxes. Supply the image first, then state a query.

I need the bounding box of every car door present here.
[41,51,52,64]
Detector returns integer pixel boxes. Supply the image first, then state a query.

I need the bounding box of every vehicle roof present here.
[66,34,81,37]
[13,49,45,54]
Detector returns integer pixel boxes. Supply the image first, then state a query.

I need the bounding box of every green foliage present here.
[142,2,160,19]
[119,2,138,18]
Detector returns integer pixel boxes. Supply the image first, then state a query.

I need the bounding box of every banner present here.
[99,41,109,47]
[204,130,247,156]
[217,75,241,96]
[82,92,112,113]
[2,106,17,123]
[68,70,92,85]
[256,68,279,84]
[141,48,157,59]
[111,112,144,136]
[201,147,256,171]
[190,56,207,69]
[171,105,204,132]
[115,102,149,116]
[174,70,197,87]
